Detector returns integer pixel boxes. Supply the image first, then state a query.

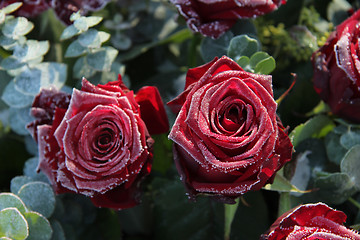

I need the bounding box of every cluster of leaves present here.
[286,116,360,207]
[1,154,125,240]
[0,173,57,240]
[0,3,67,135]
[61,12,119,84]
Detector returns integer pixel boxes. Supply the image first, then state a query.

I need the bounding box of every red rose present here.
[261,202,360,240]
[168,56,293,202]
[312,9,360,123]
[28,76,169,210]
[170,0,286,39]
[0,0,110,24]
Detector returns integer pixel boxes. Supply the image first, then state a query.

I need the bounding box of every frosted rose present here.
[312,9,360,123]
[28,77,169,209]
[168,56,292,202]
[170,0,286,39]
[261,202,360,240]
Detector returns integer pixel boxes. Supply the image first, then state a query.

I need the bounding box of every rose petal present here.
[135,86,169,135]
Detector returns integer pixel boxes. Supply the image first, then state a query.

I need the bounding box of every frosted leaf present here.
[2,81,33,108]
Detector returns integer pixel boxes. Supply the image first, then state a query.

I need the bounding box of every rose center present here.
[92,124,122,159]
[220,104,246,131]
[99,134,111,145]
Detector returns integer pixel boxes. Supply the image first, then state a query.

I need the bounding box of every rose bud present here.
[260,202,360,240]
[312,9,360,123]
[28,76,169,210]
[168,56,293,203]
[0,0,110,24]
[170,0,286,39]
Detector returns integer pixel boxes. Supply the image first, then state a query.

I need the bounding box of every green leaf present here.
[0,35,18,50]
[85,16,103,28]
[0,208,28,240]
[250,51,276,75]
[340,128,360,150]
[0,193,27,214]
[263,173,310,193]
[10,175,33,195]
[237,56,250,69]
[78,29,101,48]
[37,62,67,90]
[23,212,52,240]
[293,138,329,183]
[249,52,270,68]
[78,29,109,48]
[86,47,118,71]
[2,17,34,38]
[110,32,132,51]
[64,40,87,58]
[200,31,233,62]
[1,81,33,108]
[2,2,23,14]
[60,25,80,40]
[289,115,335,147]
[98,31,110,44]
[325,130,348,165]
[9,107,33,135]
[227,35,260,61]
[73,56,97,79]
[314,172,357,204]
[23,157,49,183]
[305,101,331,117]
[14,67,42,95]
[13,40,49,62]
[17,182,56,218]
[73,17,88,32]
[340,145,360,189]
[1,56,26,70]
[70,11,81,22]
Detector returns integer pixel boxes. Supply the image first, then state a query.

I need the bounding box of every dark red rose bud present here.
[170,0,285,39]
[27,88,71,142]
[135,86,169,135]
[168,56,293,202]
[28,77,166,210]
[312,9,360,123]
[260,202,360,240]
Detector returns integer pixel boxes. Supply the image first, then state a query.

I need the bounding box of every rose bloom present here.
[312,9,360,123]
[0,0,110,24]
[168,56,293,202]
[27,76,169,210]
[260,202,360,240]
[170,0,286,39]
